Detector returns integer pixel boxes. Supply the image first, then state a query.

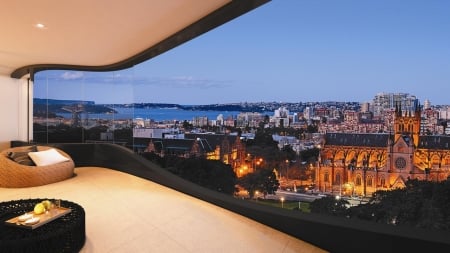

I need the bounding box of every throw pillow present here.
[7,151,36,166]
[28,148,71,166]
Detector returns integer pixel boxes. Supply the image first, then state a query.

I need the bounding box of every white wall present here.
[0,74,31,150]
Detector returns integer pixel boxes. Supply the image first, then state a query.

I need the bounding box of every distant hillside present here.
[108,103,265,112]
[33,99,362,114]
[33,98,115,117]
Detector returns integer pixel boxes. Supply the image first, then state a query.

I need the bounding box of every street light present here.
[339,179,342,197]
[285,159,289,186]
[280,197,285,208]
[256,158,263,171]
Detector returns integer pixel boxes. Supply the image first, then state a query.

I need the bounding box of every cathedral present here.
[317,103,450,196]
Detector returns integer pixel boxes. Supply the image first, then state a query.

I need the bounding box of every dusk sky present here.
[34,0,450,105]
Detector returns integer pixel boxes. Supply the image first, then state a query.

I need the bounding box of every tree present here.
[288,162,312,187]
[174,158,237,194]
[252,128,278,147]
[142,154,237,195]
[310,196,349,216]
[281,145,297,162]
[307,123,319,133]
[182,120,193,130]
[237,168,279,198]
[299,148,320,163]
[348,179,450,231]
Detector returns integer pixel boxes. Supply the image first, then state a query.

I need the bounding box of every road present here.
[265,190,323,202]
[265,190,369,206]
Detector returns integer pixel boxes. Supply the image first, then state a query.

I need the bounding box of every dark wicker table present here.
[0,199,85,253]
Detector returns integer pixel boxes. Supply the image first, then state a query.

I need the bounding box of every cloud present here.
[35,70,232,90]
[142,75,232,89]
[57,71,127,84]
[61,71,84,80]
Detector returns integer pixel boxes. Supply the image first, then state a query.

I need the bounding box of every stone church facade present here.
[317,104,450,196]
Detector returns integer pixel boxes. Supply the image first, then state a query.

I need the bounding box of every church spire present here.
[395,102,402,117]
[415,100,421,116]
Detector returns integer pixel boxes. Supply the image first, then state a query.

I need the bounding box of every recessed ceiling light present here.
[34,23,46,29]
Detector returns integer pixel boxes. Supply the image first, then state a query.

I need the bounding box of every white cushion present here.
[28,148,70,166]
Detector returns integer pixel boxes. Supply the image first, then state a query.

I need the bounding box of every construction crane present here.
[62,104,85,127]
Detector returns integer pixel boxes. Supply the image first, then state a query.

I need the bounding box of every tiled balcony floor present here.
[0,167,326,253]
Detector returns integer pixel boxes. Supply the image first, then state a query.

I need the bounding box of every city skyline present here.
[34,0,450,105]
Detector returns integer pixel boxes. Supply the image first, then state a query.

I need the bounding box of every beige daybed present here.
[0,146,75,188]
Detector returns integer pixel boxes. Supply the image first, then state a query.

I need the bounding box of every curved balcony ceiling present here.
[0,0,269,79]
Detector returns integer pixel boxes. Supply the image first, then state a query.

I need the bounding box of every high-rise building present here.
[372,92,418,116]
[424,99,431,110]
[304,106,313,120]
[272,107,290,127]
[360,102,370,113]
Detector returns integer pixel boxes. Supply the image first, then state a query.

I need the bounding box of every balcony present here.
[1,165,318,252]
[3,143,449,252]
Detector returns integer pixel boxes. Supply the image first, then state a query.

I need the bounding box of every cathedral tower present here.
[393,101,421,147]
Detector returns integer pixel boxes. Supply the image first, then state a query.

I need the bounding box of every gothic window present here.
[324,172,329,183]
[445,157,450,166]
[336,173,341,184]
[356,175,362,186]
[380,177,385,187]
[367,176,373,187]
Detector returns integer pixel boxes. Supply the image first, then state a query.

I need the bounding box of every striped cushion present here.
[7,151,35,166]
